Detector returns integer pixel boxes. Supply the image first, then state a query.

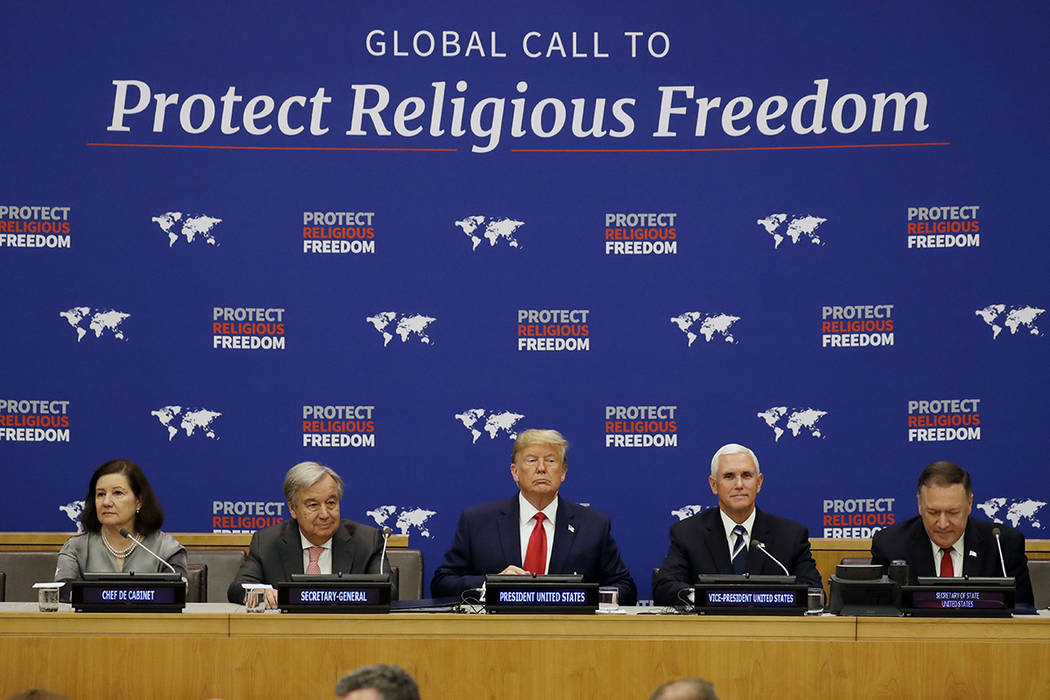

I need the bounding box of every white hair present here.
[709,443,760,477]
[283,461,344,506]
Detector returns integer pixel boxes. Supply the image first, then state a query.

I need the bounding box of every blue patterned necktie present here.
[731,524,748,574]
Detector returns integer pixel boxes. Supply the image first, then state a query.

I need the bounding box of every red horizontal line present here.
[511,142,951,153]
[86,141,950,154]
[86,142,457,152]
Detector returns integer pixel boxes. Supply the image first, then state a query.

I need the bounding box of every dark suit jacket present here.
[652,507,821,605]
[430,495,638,605]
[226,518,396,603]
[870,515,1034,605]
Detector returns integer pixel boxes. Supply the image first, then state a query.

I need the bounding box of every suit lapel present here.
[498,498,522,567]
[908,521,937,578]
[747,510,770,575]
[702,509,734,573]
[280,521,304,577]
[961,520,988,577]
[548,498,575,574]
[331,522,356,575]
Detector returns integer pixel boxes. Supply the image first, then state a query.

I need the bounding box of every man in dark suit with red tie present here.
[652,443,821,606]
[870,461,1034,605]
[431,429,637,604]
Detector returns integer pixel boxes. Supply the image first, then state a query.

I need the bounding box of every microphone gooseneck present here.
[379,526,392,575]
[119,528,177,575]
[992,526,1008,578]
[750,539,790,576]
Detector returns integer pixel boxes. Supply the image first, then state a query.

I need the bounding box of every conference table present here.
[1,603,1047,700]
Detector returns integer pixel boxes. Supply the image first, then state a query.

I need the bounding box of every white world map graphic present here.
[60,500,85,532]
[974,304,1044,339]
[757,406,828,442]
[671,505,709,521]
[756,213,828,248]
[367,505,438,538]
[670,312,741,346]
[152,212,223,247]
[366,312,436,347]
[976,497,1045,530]
[454,408,525,444]
[454,215,525,251]
[150,405,222,441]
[59,306,130,342]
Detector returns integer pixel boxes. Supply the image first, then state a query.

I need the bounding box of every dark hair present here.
[80,459,165,536]
[334,664,419,700]
[917,460,972,497]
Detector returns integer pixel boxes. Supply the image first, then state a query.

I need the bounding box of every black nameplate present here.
[693,583,808,615]
[484,581,598,614]
[827,575,899,616]
[277,575,392,613]
[70,576,185,613]
[902,578,1014,617]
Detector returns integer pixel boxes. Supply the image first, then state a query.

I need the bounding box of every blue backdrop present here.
[2,1,1047,599]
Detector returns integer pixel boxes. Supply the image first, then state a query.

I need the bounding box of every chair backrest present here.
[1029,558,1050,610]
[186,563,207,603]
[387,549,423,600]
[0,571,5,602]
[187,549,245,603]
[0,551,60,601]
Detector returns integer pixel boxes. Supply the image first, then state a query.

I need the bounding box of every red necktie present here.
[522,513,547,575]
[939,547,953,577]
[307,546,324,575]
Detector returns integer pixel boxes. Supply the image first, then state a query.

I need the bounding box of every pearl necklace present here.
[102,532,137,558]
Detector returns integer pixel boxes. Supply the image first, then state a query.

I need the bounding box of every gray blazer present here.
[55,531,188,581]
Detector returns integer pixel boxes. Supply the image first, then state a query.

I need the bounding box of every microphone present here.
[379,526,392,575]
[118,528,177,575]
[992,527,1008,577]
[750,539,790,576]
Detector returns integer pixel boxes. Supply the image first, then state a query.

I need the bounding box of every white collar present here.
[719,507,757,541]
[298,529,332,551]
[519,492,558,526]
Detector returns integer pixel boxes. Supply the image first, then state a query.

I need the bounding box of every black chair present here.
[387,549,424,600]
[1029,559,1050,610]
[187,549,245,603]
[0,551,59,602]
[0,571,6,602]
[186,563,208,602]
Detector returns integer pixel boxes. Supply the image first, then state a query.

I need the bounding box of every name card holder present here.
[694,575,807,615]
[277,574,393,613]
[70,573,185,613]
[485,575,598,614]
[901,577,1015,617]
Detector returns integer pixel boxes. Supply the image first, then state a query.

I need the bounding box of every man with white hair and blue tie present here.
[653,443,820,605]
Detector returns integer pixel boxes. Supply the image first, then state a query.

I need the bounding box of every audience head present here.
[334,664,420,700]
[650,678,719,700]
